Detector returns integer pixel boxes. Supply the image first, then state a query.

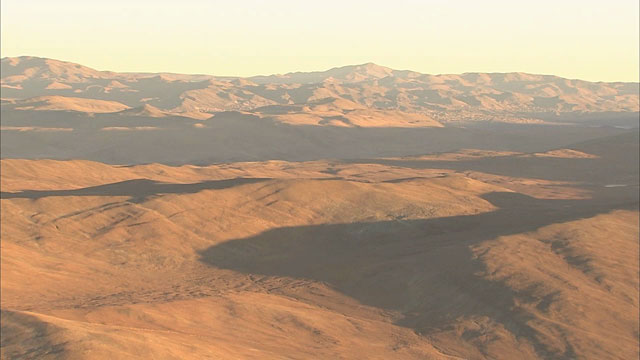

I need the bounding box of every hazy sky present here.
[2,0,638,81]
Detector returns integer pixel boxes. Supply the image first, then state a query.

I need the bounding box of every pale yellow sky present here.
[2,0,639,82]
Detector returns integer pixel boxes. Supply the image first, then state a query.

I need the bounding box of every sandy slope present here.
[10,96,130,113]
[1,138,638,359]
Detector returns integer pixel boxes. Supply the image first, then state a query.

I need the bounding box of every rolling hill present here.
[1,135,637,358]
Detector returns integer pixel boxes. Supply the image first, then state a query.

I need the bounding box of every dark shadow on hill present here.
[2,109,635,165]
[198,188,638,359]
[347,131,640,185]
[349,156,636,184]
[0,178,270,203]
[0,310,68,358]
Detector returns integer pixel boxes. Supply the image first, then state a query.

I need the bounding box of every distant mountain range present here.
[2,56,638,126]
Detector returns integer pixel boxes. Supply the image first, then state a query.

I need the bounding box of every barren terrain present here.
[1,58,638,359]
[1,131,638,359]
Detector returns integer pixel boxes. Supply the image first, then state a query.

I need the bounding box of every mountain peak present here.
[1,56,106,83]
[249,62,395,85]
[342,62,393,79]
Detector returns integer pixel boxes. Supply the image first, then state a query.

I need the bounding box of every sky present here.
[1,0,638,82]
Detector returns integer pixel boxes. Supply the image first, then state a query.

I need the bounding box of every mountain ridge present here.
[1,56,638,125]
[4,56,638,84]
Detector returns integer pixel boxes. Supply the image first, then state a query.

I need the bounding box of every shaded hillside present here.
[1,108,635,164]
[1,137,637,358]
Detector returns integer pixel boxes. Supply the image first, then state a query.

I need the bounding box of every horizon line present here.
[2,54,639,84]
